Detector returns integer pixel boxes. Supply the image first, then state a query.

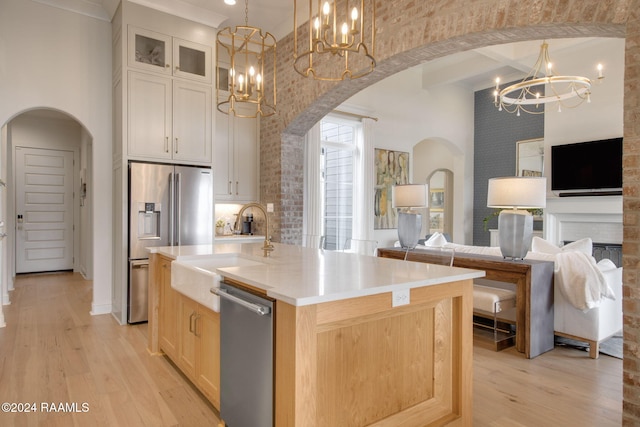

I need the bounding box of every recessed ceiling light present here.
[224,0,236,5]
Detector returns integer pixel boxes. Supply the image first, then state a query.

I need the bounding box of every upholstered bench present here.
[473,284,516,351]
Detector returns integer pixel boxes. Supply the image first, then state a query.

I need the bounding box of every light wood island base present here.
[275,279,474,427]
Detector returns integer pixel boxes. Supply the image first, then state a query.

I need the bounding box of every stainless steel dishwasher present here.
[212,281,274,427]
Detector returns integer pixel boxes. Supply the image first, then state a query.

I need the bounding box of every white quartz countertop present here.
[214,234,265,242]
[150,242,485,306]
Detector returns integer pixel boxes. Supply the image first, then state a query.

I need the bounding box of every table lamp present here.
[487,177,546,260]
[393,184,428,249]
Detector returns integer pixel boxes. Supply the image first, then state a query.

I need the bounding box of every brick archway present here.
[263,1,628,244]
[260,0,639,419]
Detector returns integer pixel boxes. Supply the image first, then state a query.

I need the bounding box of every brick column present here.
[623,1,640,424]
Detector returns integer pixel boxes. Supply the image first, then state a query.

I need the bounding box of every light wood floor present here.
[0,273,622,426]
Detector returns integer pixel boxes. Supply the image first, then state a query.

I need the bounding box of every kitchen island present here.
[148,242,484,426]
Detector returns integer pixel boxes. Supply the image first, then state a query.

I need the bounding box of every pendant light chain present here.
[244,0,249,26]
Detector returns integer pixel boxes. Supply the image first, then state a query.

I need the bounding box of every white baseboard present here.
[90,302,112,316]
[110,312,126,325]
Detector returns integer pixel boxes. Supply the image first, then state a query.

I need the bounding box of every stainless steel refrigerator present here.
[128,161,213,323]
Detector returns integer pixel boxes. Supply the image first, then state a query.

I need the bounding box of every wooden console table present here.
[378,247,555,358]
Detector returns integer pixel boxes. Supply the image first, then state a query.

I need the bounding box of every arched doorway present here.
[1,108,94,303]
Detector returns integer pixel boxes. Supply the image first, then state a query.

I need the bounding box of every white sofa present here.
[526,237,623,359]
[416,234,623,358]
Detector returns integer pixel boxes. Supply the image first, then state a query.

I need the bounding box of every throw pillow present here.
[423,232,447,247]
[531,236,593,256]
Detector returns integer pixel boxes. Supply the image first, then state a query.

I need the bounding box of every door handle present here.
[169,173,175,246]
[175,173,181,246]
[211,287,271,316]
[189,311,196,333]
[194,313,201,337]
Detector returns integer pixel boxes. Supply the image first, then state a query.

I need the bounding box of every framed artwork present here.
[522,169,543,177]
[429,211,444,233]
[374,149,409,229]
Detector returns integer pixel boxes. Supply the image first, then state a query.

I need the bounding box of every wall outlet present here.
[392,289,410,307]
[266,203,274,213]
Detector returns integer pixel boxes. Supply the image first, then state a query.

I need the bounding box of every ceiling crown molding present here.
[128,0,228,28]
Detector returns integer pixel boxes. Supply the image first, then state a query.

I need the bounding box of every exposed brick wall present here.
[624,1,640,424]
[259,0,637,419]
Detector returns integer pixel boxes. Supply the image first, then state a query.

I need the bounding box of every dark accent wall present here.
[473,85,544,246]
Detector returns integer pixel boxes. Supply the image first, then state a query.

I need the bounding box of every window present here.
[320,117,359,250]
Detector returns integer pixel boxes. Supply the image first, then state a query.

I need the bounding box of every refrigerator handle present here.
[176,173,181,246]
[169,172,175,246]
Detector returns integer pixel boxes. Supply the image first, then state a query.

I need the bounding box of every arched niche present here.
[413,138,464,242]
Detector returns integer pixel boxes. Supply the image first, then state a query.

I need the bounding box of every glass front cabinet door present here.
[128,26,211,83]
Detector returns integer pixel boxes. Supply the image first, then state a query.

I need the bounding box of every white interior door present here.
[15,147,74,273]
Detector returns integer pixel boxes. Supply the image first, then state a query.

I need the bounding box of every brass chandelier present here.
[493,41,604,116]
[293,0,376,81]
[216,0,276,118]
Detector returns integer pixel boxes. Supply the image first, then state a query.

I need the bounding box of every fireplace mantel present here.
[544,196,623,245]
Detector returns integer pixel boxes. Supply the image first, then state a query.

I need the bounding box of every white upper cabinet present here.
[128,26,211,84]
[214,104,259,202]
[173,79,212,163]
[128,71,172,160]
[128,71,212,163]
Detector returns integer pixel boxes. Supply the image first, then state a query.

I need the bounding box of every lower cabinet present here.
[177,296,199,378]
[195,306,220,408]
[176,292,221,409]
[156,256,220,409]
[158,257,178,360]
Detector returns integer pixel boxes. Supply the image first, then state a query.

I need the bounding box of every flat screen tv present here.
[551,137,623,196]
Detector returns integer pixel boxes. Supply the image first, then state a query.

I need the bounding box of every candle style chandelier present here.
[493,41,604,116]
[216,0,276,118]
[293,0,376,81]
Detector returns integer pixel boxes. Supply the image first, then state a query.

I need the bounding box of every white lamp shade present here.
[392,184,428,208]
[487,177,547,209]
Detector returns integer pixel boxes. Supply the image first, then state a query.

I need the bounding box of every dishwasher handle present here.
[211,287,271,316]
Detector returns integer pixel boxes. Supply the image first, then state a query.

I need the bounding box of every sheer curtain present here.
[303,122,323,248]
[352,118,375,241]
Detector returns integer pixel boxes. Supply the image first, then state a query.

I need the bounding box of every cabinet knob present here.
[165,64,170,68]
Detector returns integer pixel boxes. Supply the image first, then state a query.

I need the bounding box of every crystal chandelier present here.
[493,41,604,116]
[216,0,276,118]
[293,0,376,81]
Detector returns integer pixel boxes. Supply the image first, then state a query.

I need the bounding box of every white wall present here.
[544,38,625,189]
[0,0,112,315]
[342,67,475,247]
[542,38,625,242]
